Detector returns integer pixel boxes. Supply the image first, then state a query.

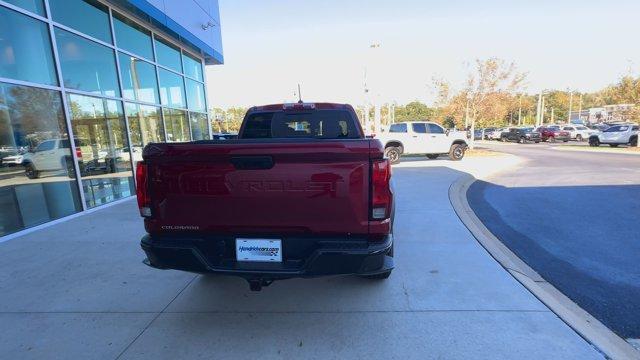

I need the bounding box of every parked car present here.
[482,127,496,140]
[137,102,394,291]
[473,129,483,140]
[536,126,570,142]
[561,125,597,141]
[378,121,468,163]
[1,148,25,166]
[500,127,541,143]
[589,124,638,147]
[489,128,506,140]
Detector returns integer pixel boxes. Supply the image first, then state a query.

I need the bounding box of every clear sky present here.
[206,0,640,109]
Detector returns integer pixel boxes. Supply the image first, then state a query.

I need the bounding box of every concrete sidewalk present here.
[0,155,602,359]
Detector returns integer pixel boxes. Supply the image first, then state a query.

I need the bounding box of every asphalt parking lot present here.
[468,142,640,340]
[0,156,601,360]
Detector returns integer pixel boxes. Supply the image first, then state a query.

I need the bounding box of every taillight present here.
[75,147,82,158]
[135,162,151,217]
[371,159,392,220]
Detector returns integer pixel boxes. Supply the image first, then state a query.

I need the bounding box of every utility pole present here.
[464,98,470,129]
[568,91,573,124]
[541,97,546,125]
[518,95,523,126]
[373,103,381,135]
[577,94,583,124]
[391,102,396,124]
[363,104,370,134]
[551,107,555,124]
[535,92,543,127]
[466,96,475,149]
[386,103,394,126]
[363,43,381,135]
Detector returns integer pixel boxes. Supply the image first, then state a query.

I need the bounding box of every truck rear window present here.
[242,110,360,139]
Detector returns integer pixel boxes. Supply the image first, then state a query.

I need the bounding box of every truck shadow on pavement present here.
[467,180,640,339]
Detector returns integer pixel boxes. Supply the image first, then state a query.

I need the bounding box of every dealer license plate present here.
[235,239,282,262]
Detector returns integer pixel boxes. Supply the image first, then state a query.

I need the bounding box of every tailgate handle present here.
[230,156,274,170]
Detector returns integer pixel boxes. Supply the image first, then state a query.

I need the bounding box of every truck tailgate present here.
[143,140,374,236]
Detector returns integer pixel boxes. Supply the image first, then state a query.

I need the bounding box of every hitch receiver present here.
[248,279,273,291]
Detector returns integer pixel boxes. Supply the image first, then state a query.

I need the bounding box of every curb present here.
[449,174,640,360]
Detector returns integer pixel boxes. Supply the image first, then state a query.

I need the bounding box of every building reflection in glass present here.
[0,82,82,236]
[68,94,134,208]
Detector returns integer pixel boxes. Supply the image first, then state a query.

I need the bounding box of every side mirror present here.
[445,129,450,136]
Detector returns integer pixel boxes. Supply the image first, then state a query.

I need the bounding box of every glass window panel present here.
[49,0,112,44]
[163,109,190,142]
[113,13,153,60]
[118,53,159,104]
[124,103,164,158]
[0,82,82,237]
[154,37,182,73]
[67,94,134,208]
[55,29,120,97]
[158,69,186,108]
[182,52,203,81]
[185,79,206,112]
[189,112,209,141]
[4,0,44,15]
[0,7,57,85]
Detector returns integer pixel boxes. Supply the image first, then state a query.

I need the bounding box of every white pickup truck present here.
[378,121,468,163]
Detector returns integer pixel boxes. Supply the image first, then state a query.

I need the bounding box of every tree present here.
[209,107,247,133]
[433,58,527,146]
[465,58,527,134]
[394,101,437,123]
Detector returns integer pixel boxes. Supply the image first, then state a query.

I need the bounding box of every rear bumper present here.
[141,234,393,280]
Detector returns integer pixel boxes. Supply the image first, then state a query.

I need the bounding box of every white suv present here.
[378,121,468,163]
[589,124,638,147]
[21,139,75,179]
[562,125,597,142]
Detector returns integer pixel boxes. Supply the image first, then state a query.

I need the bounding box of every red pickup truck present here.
[136,103,394,290]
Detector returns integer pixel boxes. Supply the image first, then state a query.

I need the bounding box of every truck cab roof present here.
[248,102,355,113]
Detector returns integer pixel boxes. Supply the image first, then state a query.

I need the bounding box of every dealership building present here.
[0,0,223,238]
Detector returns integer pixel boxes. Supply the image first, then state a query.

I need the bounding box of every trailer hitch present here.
[247,279,273,291]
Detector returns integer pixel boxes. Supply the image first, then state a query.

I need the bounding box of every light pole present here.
[464,98,470,129]
[363,43,381,135]
[518,94,523,126]
[535,92,543,127]
[567,91,573,124]
[577,93,583,124]
[362,67,370,133]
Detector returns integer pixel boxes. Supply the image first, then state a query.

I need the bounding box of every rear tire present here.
[384,147,401,164]
[630,136,638,147]
[449,144,466,161]
[589,137,600,147]
[25,163,39,179]
[426,154,439,159]
[576,134,583,142]
[63,157,75,178]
